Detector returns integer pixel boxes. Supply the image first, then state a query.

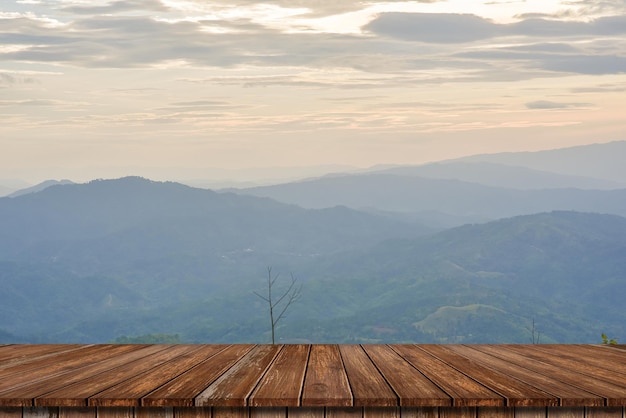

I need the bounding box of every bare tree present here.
[253,267,302,344]
[526,318,541,344]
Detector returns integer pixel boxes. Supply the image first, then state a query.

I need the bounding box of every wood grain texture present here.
[514,407,547,418]
[2,344,626,412]
[35,345,185,406]
[400,407,439,418]
[0,345,162,407]
[472,345,626,406]
[445,346,604,407]
[362,345,450,407]
[301,345,352,407]
[418,345,558,407]
[339,345,397,407]
[585,407,624,418]
[0,406,23,417]
[135,406,175,417]
[363,406,400,417]
[91,345,225,407]
[250,407,287,417]
[0,345,82,368]
[249,344,309,407]
[439,406,476,418]
[547,407,584,418]
[23,406,59,418]
[392,345,503,407]
[0,345,141,393]
[287,407,325,417]
[142,345,254,407]
[173,406,212,417]
[195,345,282,407]
[325,407,363,417]
[59,407,97,418]
[211,407,248,417]
[476,407,513,418]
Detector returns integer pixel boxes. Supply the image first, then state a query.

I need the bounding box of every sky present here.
[1,0,625,184]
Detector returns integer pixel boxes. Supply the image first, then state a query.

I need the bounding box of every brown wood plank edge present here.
[1,344,625,410]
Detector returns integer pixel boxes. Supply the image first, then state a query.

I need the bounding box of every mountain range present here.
[0,153,625,343]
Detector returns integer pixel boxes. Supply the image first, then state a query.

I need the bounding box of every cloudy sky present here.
[1,0,625,183]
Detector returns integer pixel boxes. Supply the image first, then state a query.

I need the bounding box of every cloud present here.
[366,12,626,43]
[61,0,170,14]
[365,13,500,43]
[525,100,593,109]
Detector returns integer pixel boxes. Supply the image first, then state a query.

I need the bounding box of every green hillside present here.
[0,178,624,343]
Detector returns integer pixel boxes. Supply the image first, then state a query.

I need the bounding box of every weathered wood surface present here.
[0,344,625,410]
[1,406,626,418]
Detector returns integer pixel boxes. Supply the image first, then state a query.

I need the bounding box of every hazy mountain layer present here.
[237,173,626,227]
[458,140,626,184]
[0,177,624,344]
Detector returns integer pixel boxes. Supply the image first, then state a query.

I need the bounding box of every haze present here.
[1,0,625,184]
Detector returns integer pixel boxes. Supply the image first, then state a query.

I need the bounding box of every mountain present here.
[0,179,31,197]
[376,161,624,190]
[457,140,626,184]
[235,173,626,227]
[8,179,75,197]
[1,176,624,344]
[278,211,626,344]
[0,176,428,341]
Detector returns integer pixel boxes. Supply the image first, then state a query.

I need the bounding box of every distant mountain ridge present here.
[8,179,75,197]
[457,140,626,184]
[236,173,626,227]
[0,175,625,344]
[375,161,625,190]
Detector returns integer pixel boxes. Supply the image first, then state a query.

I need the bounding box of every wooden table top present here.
[0,344,624,409]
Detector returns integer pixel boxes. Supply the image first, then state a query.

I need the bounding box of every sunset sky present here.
[1,0,625,183]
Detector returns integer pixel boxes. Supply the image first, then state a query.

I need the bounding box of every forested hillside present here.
[1,177,624,343]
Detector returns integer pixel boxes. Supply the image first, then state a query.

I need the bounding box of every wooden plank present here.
[287,407,325,417]
[0,406,22,417]
[249,344,309,407]
[514,407,547,418]
[195,345,282,407]
[477,407,513,418]
[362,345,450,407]
[0,345,151,406]
[36,345,193,407]
[339,345,397,407]
[364,406,400,417]
[91,345,226,407]
[472,346,626,406]
[1,345,169,407]
[173,406,213,418]
[546,407,584,418]
[446,346,604,407]
[399,407,439,418]
[23,406,59,417]
[59,407,97,418]
[94,407,135,418]
[250,407,287,417]
[0,345,83,367]
[508,346,626,385]
[392,345,503,407]
[301,345,353,407]
[326,407,363,417]
[212,407,248,417]
[142,345,255,407]
[439,406,476,418]
[0,345,137,385]
[528,346,626,378]
[585,407,624,418]
[419,345,557,407]
[135,407,175,417]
